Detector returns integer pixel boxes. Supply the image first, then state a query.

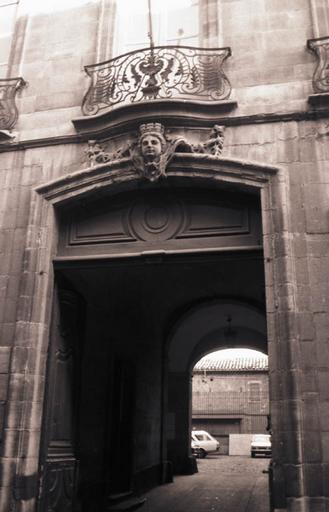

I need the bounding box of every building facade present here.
[192,355,269,449]
[1,1,329,511]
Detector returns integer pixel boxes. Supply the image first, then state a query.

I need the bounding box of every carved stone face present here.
[140,135,162,159]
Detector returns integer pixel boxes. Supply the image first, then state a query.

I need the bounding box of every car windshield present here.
[194,433,211,441]
[252,435,271,442]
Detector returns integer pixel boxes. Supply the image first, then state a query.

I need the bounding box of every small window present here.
[248,381,261,402]
[113,0,200,56]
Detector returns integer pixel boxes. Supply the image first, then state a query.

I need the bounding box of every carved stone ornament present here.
[85,139,112,166]
[192,124,225,156]
[0,77,26,130]
[131,123,187,181]
[86,123,225,182]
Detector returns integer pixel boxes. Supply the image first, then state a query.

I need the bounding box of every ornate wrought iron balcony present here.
[307,36,329,93]
[82,45,232,117]
[0,77,26,131]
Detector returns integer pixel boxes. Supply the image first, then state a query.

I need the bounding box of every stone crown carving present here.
[86,123,225,182]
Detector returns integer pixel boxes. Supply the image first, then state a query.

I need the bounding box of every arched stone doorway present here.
[50,178,266,505]
[2,144,293,512]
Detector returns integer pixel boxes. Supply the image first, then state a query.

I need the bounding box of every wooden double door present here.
[38,185,264,511]
[38,287,135,512]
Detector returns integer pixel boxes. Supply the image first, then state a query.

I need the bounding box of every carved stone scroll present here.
[191,124,225,156]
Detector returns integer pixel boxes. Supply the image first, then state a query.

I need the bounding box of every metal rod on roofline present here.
[147,0,155,49]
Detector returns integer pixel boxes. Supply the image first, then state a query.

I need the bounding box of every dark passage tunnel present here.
[43,248,267,511]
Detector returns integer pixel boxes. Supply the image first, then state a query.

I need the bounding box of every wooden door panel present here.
[40,459,77,512]
[38,289,83,512]
[58,188,262,258]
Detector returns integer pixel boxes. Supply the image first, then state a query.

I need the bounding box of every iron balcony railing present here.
[82,45,232,116]
[307,36,329,93]
[0,77,26,130]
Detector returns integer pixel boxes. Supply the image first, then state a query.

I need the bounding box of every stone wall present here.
[1,116,329,510]
[0,0,320,140]
[0,0,329,510]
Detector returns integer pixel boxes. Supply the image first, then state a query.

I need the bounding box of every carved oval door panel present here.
[58,187,262,258]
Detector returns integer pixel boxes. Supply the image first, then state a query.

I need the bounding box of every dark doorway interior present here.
[42,250,266,511]
[106,357,135,494]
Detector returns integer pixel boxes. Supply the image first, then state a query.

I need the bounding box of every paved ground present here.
[141,455,270,512]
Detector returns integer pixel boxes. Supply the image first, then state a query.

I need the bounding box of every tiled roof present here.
[194,355,268,372]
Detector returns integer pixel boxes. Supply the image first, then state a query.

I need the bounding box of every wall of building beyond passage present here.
[192,371,269,435]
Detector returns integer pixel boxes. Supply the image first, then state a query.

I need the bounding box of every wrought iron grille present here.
[308,36,329,93]
[0,77,25,130]
[82,45,232,116]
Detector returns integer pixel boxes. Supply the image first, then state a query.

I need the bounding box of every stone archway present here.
[0,145,296,512]
[166,299,268,474]
[168,300,267,374]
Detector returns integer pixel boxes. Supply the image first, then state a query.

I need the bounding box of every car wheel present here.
[198,449,207,459]
[251,452,255,458]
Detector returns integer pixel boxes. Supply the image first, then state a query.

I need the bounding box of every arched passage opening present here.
[50,173,267,508]
[41,172,270,509]
[166,300,268,474]
[192,347,269,457]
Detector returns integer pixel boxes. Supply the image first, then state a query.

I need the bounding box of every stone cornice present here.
[1,107,329,153]
[36,153,278,205]
[73,98,238,135]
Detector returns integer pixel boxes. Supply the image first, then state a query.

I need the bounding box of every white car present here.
[250,434,272,457]
[191,430,220,458]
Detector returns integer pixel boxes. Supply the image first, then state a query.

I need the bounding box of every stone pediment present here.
[36,118,278,260]
[37,121,277,206]
[37,152,277,207]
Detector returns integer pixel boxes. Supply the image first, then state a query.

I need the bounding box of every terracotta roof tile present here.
[194,355,268,372]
